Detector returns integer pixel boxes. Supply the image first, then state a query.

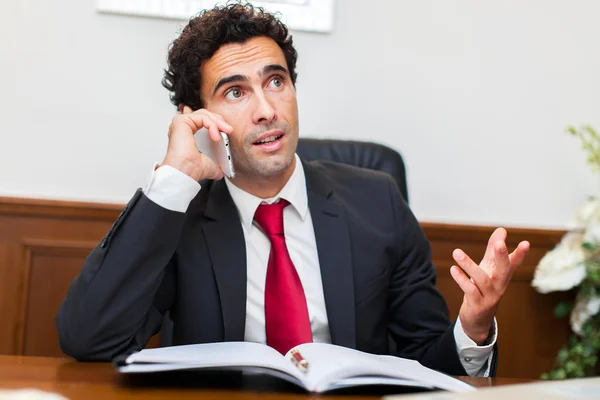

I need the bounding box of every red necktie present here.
[254,200,313,354]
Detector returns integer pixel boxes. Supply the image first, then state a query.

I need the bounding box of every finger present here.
[507,240,530,274]
[495,241,510,268]
[490,240,511,286]
[450,266,482,301]
[207,122,222,143]
[202,111,234,134]
[186,113,221,142]
[193,109,233,135]
[203,116,228,142]
[182,106,193,114]
[453,249,493,292]
[482,228,507,264]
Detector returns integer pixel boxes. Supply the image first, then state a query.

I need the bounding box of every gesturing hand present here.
[450,228,530,345]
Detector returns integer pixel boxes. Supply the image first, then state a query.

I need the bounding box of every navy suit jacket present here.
[57,159,493,376]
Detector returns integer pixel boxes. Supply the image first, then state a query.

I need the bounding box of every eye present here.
[270,76,284,88]
[225,88,243,100]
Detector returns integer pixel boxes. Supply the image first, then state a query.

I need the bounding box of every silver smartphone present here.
[194,128,235,179]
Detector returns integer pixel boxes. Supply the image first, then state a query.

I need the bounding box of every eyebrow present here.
[261,64,288,76]
[213,74,248,96]
[212,64,289,96]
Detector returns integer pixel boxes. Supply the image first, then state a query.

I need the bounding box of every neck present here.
[230,157,297,199]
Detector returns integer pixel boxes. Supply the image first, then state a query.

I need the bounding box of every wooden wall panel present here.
[21,240,96,357]
[0,196,570,379]
[0,244,23,355]
[0,199,121,357]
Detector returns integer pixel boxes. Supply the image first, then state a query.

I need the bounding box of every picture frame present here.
[96,0,335,33]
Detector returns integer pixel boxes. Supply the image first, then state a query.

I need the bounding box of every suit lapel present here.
[304,161,356,349]
[201,180,247,341]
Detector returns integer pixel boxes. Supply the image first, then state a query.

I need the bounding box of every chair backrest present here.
[296,138,409,204]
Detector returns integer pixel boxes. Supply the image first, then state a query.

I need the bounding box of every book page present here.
[122,341,305,386]
[286,343,475,393]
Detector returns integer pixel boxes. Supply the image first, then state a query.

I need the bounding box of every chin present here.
[253,154,295,177]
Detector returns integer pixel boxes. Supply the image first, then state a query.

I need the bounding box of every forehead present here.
[201,36,287,89]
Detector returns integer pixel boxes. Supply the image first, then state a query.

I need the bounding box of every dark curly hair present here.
[162,2,298,110]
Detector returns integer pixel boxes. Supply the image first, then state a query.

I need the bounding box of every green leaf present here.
[565,360,578,373]
[583,343,595,357]
[566,126,578,136]
[552,369,567,380]
[582,354,596,368]
[567,125,600,171]
[570,335,579,347]
[583,242,597,252]
[555,302,573,318]
[557,347,570,363]
[541,372,550,380]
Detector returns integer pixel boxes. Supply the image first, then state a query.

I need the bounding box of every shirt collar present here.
[224,154,308,231]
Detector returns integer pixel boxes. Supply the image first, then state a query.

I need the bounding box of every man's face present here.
[200,36,299,180]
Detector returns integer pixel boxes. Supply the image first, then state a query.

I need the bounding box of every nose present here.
[251,90,277,125]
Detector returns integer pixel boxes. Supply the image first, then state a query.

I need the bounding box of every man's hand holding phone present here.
[160,106,233,181]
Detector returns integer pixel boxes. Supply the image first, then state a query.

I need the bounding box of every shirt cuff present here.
[454,316,497,377]
[142,163,201,213]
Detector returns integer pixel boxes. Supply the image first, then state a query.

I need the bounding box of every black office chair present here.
[296,138,408,204]
[159,138,409,347]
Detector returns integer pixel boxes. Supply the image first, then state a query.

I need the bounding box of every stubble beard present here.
[232,122,297,179]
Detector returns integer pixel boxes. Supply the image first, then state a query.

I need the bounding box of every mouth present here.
[252,130,285,152]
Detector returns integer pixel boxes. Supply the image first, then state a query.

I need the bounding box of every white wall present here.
[1,0,599,229]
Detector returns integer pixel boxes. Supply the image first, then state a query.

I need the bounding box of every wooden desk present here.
[0,356,532,399]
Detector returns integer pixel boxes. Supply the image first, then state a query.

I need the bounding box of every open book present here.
[117,342,475,394]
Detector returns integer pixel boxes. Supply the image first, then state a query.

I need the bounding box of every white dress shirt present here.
[143,155,495,376]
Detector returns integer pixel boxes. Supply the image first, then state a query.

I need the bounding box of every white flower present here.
[570,293,600,335]
[532,232,587,293]
[569,197,600,230]
[583,223,600,246]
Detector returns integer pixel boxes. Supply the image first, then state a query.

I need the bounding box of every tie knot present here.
[254,199,289,237]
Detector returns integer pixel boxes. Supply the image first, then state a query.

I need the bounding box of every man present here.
[56,3,529,377]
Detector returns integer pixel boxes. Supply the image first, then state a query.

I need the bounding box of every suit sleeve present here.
[56,189,185,361]
[385,176,470,375]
